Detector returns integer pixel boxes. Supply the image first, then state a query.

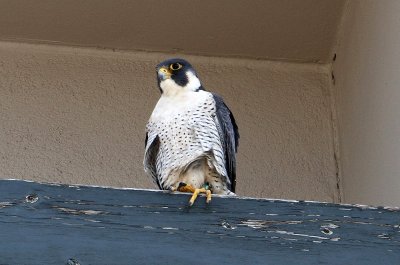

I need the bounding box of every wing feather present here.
[144,131,162,189]
[211,93,239,192]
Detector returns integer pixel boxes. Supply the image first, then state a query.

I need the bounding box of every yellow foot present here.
[177,182,212,206]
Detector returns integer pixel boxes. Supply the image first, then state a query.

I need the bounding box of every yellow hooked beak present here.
[158,66,172,80]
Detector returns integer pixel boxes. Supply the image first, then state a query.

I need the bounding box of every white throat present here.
[159,71,201,97]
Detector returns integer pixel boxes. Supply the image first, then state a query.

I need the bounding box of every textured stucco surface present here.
[334,1,400,206]
[0,41,338,202]
[0,0,345,63]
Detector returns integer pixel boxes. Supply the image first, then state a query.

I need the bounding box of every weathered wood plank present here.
[0,179,399,264]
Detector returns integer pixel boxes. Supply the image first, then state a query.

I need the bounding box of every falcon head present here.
[156,58,203,94]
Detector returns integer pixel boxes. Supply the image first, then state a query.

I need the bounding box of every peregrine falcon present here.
[144,58,239,206]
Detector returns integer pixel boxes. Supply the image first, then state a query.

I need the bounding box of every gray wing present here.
[144,131,162,189]
[212,93,239,192]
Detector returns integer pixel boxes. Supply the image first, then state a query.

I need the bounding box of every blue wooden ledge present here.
[0,179,399,265]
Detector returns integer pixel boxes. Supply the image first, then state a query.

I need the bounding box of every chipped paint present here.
[0,179,399,264]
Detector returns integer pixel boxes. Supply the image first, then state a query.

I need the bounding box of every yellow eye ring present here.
[170,63,182,71]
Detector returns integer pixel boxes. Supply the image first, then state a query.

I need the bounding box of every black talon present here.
[178,182,187,188]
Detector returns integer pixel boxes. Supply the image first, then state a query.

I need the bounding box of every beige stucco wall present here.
[0,0,345,63]
[0,41,339,202]
[334,1,400,206]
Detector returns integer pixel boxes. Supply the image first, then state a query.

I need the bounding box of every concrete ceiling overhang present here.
[0,0,345,63]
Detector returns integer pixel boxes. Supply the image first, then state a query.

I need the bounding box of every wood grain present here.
[0,179,399,264]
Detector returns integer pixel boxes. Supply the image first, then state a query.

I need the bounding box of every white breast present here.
[150,90,210,122]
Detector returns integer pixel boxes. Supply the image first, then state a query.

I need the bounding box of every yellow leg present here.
[176,182,196,193]
[189,188,207,206]
[206,189,212,204]
[177,182,212,206]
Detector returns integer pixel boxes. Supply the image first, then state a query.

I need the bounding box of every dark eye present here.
[170,63,182,71]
